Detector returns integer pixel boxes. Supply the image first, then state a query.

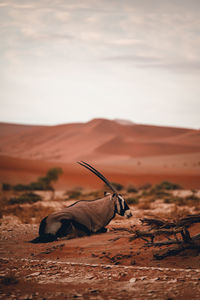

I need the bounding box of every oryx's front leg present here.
[96,227,109,234]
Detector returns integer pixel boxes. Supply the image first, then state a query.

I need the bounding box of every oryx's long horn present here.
[77,161,117,193]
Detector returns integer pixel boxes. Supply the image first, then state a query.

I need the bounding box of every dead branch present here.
[154,241,200,260]
[130,227,186,244]
[140,214,200,230]
[176,214,200,227]
[112,227,135,234]
[140,218,176,229]
[131,214,200,259]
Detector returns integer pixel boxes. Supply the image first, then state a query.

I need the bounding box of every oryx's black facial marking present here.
[124,200,130,211]
[115,194,132,218]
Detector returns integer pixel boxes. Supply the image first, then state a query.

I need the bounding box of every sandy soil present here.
[0,215,200,300]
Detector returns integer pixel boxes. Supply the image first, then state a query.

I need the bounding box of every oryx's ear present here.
[111,193,119,205]
[104,191,111,197]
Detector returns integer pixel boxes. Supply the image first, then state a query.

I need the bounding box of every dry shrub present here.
[66,190,82,200]
[104,182,124,191]
[127,185,138,193]
[139,183,152,190]
[144,188,171,197]
[140,181,182,200]
[0,196,9,215]
[65,188,106,201]
[126,197,139,205]
[164,196,185,206]
[138,201,151,210]
[8,192,42,205]
[1,274,19,285]
[1,205,55,224]
[158,205,193,219]
[2,183,12,191]
[149,202,197,219]
[81,190,104,200]
[164,194,200,207]
[155,181,182,190]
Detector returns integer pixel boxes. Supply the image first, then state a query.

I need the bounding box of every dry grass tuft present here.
[164,194,200,206]
[1,204,55,224]
[1,179,199,224]
[1,274,19,286]
[138,201,151,210]
[126,197,139,205]
[8,192,42,205]
[65,190,82,200]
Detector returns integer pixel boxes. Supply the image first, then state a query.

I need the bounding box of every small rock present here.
[119,272,127,277]
[72,294,82,298]
[26,272,40,277]
[86,275,94,280]
[91,253,97,257]
[131,259,136,265]
[90,289,99,294]
[140,276,147,281]
[22,295,33,300]
[102,266,111,269]
[129,278,136,283]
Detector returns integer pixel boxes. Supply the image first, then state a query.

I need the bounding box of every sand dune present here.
[1,118,199,162]
[0,119,200,188]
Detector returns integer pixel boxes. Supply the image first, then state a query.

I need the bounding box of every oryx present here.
[31,161,132,243]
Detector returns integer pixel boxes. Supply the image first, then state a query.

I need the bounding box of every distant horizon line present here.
[0,117,199,130]
[0,117,199,131]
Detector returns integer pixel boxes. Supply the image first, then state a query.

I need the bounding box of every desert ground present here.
[0,186,200,300]
[0,119,200,299]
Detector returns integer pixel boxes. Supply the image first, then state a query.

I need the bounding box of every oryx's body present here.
[31,161,132,243]
[44,194,116,235]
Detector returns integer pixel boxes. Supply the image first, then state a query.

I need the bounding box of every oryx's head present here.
[77,161,132,219]
[113,193,132,218]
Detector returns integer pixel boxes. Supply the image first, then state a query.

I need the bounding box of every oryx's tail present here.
[29,216,56,243]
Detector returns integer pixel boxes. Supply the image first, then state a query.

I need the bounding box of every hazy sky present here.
[1,0,200,128]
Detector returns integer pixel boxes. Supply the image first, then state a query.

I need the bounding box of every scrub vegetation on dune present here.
[2,167,63,192]
[1,177,200,224]
[8,192,42,205]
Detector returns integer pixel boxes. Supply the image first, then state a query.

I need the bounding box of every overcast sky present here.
[1,0,200,128]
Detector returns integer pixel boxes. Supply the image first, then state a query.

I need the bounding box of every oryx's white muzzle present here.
[124,209,132,218]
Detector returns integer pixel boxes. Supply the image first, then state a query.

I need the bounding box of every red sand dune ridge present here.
[0,119,200,189]
[0,118,200,161]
